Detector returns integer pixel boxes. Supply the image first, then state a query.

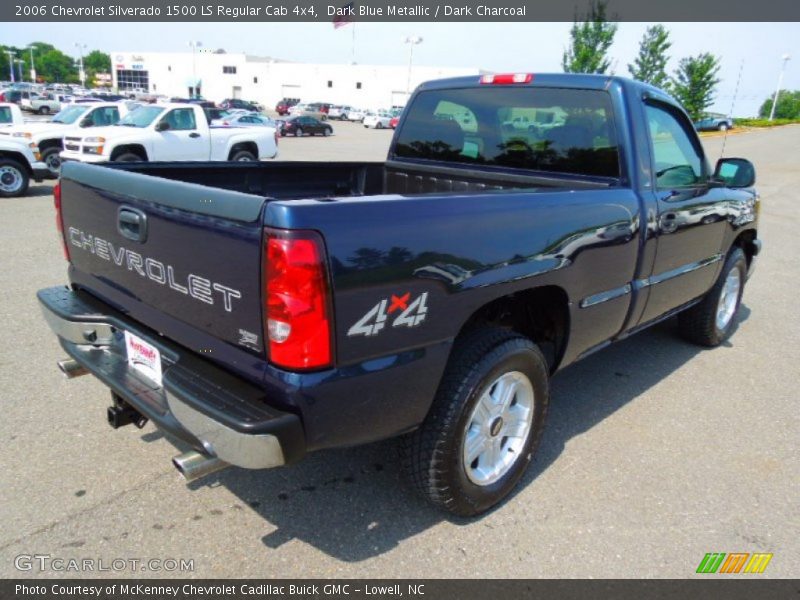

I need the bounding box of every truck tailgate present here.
[59,162,267,358]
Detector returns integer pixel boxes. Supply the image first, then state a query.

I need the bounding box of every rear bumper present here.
[37,285,305,470]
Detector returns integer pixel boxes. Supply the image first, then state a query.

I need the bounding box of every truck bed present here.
[101,159,614,200]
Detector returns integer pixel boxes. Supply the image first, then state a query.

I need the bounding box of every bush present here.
[733,117,800,128]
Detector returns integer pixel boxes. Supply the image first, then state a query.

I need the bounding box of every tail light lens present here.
[264,228,333,370]
[480,73,534,85]
[53,181,70,261]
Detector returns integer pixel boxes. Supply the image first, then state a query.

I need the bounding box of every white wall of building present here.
[111,51,480,109]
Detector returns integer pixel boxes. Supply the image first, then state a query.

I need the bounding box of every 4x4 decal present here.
[347,292,429,337]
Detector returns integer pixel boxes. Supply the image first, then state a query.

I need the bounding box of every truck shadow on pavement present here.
[191,309,749,562]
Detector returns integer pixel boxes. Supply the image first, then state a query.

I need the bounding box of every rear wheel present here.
[295,127,304,137]
[38,106,50,115]
[400,327,549,516]
[112,152,143,162]
[0,159,30,197]
[678,247,747,346]
[718,122,729,131]
[231,150,256,162]
[41,147,62,178]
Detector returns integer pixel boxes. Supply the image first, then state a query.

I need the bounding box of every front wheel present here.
[295,127,303,137]
[0,159,30,197]
[41,147,62,178]
[323,128,331,137]
[678,247,747,346]
[230,150,256,162]
[718,122,729,131]
[400,327,549,516]
[112,153,143,162]
[38,106,50,115]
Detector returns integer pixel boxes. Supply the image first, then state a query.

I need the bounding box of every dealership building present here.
[110,50,480,109]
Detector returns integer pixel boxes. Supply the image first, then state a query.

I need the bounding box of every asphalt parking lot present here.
[0,123,797,578]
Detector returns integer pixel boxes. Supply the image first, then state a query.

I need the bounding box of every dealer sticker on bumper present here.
[124,331,163,387]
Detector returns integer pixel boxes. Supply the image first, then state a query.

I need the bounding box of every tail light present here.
[264,228,333,370]
[53,181,70,261]
[480,73,533,85]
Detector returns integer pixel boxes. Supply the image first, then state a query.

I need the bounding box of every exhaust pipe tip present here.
[58,358,88,379]
[172,451,228,483]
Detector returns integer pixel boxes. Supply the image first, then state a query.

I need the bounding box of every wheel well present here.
[457,286,570,373]
[0,151,33,175]
[110,145,148,161]
[228,142,258,160]
[38,138,63,152]
[732,230,757,267]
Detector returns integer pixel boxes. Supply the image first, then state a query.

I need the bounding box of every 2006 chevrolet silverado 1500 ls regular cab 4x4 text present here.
[39,74,760,516]
[59,103,279,165]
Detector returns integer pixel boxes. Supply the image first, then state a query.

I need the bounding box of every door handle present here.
[659,212,679,234]
[117,207,148,242]
[189,132,201,138]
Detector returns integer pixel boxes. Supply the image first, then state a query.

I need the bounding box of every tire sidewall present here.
[444,340,549,515]
[711,249,747,342]
[0,160,30,197]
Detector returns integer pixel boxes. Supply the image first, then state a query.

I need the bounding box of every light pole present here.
[188,40,202,98]
[768,54,791,121]
[14,59,24,83]
[403,36,423,100]
[4,50,15,83]
[26,45,36,82]
[75,43,87,88]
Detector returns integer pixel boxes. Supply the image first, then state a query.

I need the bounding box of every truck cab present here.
[0,102,25,128]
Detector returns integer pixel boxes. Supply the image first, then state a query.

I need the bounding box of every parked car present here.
[0,90,24,104]
[0,102,25,127]
[296,103,330,120]
[694,115,734,132]
[2,102,129,177]
[38,74,760,517]
[347,108,368,122]
[275,97,300,116]
[211,113,277,128]
[280,116,333,137]
[390,115,400,129]
[219,98,258,112]
[21,92,63,115]
[363,111,393,129]
[328,105,353,120]
[59,103,278,164]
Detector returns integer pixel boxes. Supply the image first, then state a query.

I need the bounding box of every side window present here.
[163,108,197,131]
[90,107,119,126]
[645,103,705,188]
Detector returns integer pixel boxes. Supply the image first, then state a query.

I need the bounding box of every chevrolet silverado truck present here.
[2,102,129,177]
[38,74,760,516]
[59,103,279,165]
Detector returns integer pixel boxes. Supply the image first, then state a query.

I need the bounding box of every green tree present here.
[83,49,111,81]
[628,24,671,89]
[670,53,721,121]
[758,90,800,119]
[562,1,618,74]
[37,49,78,83]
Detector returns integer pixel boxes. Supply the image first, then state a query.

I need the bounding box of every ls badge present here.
[347,292,429,337]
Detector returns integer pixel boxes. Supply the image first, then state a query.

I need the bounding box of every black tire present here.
[323,128,331,137]
[41,147,62,178]
[0,159,30,198]
[295,127,303,137]
[38,106,50,115]
[718,122,728,131]
[678,247,747,347]
[230,150,256,162]
[400,327,550,516]
[112,152,143,162]
[376,122,383,129]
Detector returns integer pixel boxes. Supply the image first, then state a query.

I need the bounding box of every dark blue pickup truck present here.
[39,74,760,516]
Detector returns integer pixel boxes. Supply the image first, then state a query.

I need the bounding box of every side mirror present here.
[155,121,170,132]
[714,158,755,188]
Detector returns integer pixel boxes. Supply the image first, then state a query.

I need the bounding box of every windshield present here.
[52,105,89,124]
[115,106,164,128]
[0,106,12,123]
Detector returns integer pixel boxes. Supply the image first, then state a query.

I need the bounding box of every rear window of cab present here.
[393,86,620,179]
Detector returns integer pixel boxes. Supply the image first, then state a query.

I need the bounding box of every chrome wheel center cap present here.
[490,416,504,437]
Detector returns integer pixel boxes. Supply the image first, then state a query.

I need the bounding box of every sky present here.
[2,21,798,116]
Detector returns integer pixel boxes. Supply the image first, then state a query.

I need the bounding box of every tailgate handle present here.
[117,207,148,243]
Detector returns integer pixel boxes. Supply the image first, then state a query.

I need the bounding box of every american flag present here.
[333,1,355,28]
